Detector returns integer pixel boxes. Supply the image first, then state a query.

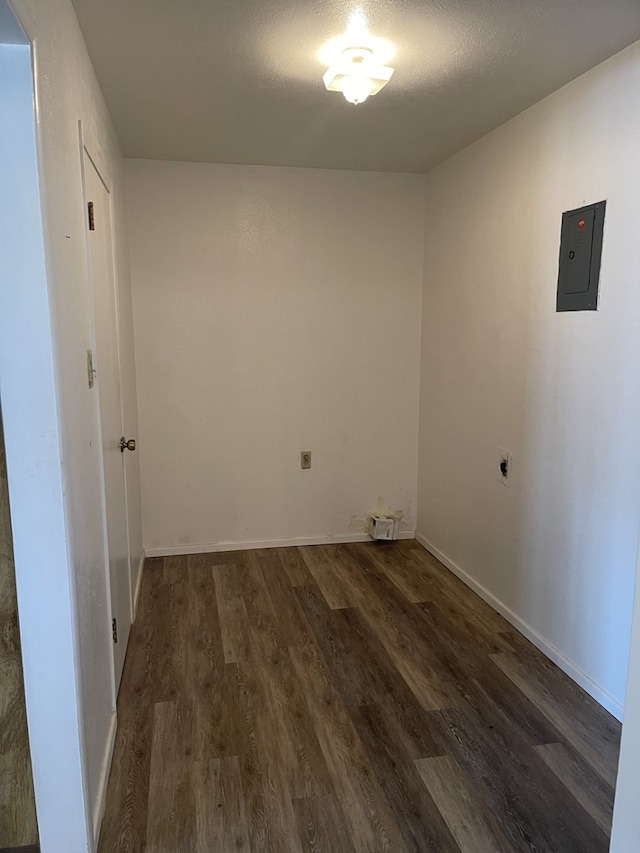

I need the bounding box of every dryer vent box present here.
[556,200,606,312]
[369,515,398,541]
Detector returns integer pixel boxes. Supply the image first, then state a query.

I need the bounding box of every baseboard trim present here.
[145,530,416,558]
[415,532,623,721]
[92,709,117,846]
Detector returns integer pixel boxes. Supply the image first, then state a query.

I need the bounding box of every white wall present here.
[126,161,424,554]
[2,0,142,847]
[611,545,640,848]
[417,41,640,717]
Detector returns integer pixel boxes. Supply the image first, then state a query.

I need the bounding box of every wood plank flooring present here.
[98,540,621,852]
[0,417,38,849]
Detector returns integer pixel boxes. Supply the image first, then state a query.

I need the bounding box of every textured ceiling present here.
[70,0,640,173]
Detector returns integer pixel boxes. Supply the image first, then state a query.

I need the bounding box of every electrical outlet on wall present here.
[300,450,312,470]
[497,448,513,486]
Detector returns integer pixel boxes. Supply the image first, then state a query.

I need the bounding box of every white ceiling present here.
[70,0,640,173]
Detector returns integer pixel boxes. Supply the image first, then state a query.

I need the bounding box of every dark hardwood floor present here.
[0,418,38,850]
[98,540,621,852]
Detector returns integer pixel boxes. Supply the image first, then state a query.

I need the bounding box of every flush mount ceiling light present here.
[320,10,395,106]
[323,46,394,105]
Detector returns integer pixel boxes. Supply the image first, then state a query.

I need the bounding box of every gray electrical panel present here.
[556,200,606,312]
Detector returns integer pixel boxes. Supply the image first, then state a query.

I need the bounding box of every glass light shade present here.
[319,12,395,106]
[341,75,374,105]
[322,58,394,104]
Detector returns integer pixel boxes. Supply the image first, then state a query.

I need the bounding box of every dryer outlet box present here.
[369,515,398,541]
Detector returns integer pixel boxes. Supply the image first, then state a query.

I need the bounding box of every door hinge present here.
[88,201,95,231]
[112,617,118,643]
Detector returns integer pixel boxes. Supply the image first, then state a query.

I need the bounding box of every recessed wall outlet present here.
[300,450,312,470]
[497,448,513,486]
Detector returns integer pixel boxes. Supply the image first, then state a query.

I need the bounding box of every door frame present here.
[0,3,94,849]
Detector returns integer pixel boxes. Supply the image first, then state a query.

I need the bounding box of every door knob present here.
[120,437,136,452]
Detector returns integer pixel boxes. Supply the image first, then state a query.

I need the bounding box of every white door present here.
[84,150,132,690]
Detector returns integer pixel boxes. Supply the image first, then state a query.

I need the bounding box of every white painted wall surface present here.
[126,161,424,553]
[3,0,143,845]
[611,544,640,849]
[611,553,640,853]
[417,42,640,717]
